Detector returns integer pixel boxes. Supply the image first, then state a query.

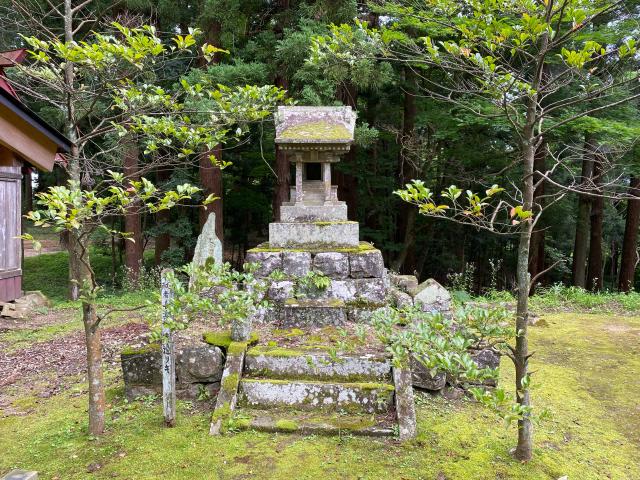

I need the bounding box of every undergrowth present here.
[463,283,640,313]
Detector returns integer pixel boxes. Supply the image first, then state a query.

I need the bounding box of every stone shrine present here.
[246,106,389,325]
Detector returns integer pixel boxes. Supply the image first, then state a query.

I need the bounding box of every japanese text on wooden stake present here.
[161,269,176,427]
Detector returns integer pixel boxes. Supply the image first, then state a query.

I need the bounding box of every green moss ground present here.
[1,312,639,479]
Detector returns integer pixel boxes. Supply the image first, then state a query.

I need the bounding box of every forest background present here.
[3,0,640,296]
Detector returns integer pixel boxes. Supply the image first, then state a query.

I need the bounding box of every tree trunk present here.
[83,300,105,435]
[272,74,290,221]
[618,176,640,292]
[392,67,418,273]
[154,167,171,265]
[123,141,142,280]
[528,141,547,292]
[71,232,105,435]
[199,148,224,239]
[572,136,595,287]
[23,167,33,213]
[586,154,604,292]
[198,19,224,240]
[62,0,84,300]
[514,139,535,462]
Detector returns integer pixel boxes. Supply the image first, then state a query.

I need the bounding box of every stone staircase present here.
[229,346,402,436]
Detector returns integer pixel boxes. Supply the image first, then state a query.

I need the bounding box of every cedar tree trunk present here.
[393,67,418,273]
[336,82,358,219]
[154,167,171,265]
[199,148,224,239]
[123,141,143,279]
[618,176,640,292]
[586,154,604,292]
[572,136,595,287]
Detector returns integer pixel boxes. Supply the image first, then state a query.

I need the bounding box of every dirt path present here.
[0,322,149,415]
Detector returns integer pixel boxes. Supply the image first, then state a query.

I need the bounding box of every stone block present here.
[413,278,452,314]
[393,367,417,441]
[2,470,38,480]
[349,250,385,278]
[389,287,413,308]
[470,348,501,386]
[245,347,392,382]
[176,346,224,384]
[269,221,359,248]
[410,355,446,391]
[313,252,349,279]
[1,303,30,319]
[260,306,282,323]
[267,281,294,302]
[346,306,386,324]
[280,203,348,222]
[121,347,162,388]
[326,280,357,301]
[16,291,52,309]
[238,378,395,414]
[210,341,247,435]
[282,251,311,277]
[245,250,283,277]
[389,274,419,295]
[281,300,346,327]
[355,278,387,303]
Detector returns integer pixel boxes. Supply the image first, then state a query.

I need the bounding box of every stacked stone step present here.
[245,243,389,326]
[232,345,398,436]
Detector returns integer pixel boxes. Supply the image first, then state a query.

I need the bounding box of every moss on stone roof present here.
[280,120,351,142]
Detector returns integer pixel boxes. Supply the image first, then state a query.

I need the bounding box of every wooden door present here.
[0,162,22,301]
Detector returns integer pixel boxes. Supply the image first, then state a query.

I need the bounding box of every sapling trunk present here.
[83,300,106,435]
[513,134,536,461]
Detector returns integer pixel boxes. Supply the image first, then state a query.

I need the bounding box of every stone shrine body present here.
[270,106,358,248]
[246,106,389,326]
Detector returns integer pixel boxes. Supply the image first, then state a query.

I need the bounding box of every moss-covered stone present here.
[227,342,249,356]
[221,373,239,393]
[280,121,351,141]
[211,401,232,423]
[121,343,160,356]
[202,331,259,349]
[275,419,299,431]
[344,299,387,309]
[272,328,305,338]
[248,345,331,358]
[247,241,376,255]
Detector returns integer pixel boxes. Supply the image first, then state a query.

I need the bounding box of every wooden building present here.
[0,50,71,302]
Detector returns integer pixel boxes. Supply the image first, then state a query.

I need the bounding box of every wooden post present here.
[161,269,176,427]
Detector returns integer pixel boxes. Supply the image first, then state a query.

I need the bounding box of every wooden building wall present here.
[0,146,22,302]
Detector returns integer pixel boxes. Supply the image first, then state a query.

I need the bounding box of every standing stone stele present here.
[192,212,223,267]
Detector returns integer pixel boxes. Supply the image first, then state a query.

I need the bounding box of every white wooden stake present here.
[161,268,176,427]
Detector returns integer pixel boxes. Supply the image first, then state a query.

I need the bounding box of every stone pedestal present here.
[269,221,359,248]
[247,106,389,326]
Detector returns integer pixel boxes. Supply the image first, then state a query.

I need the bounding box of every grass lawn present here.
[1,309,638,479]
[7,251,639,479]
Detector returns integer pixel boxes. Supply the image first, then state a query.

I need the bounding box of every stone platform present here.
[269,221,359,248]
[246,242,389,326]
[229,345,412,437]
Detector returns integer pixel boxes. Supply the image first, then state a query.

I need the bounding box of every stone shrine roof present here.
[275,106,356,149]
